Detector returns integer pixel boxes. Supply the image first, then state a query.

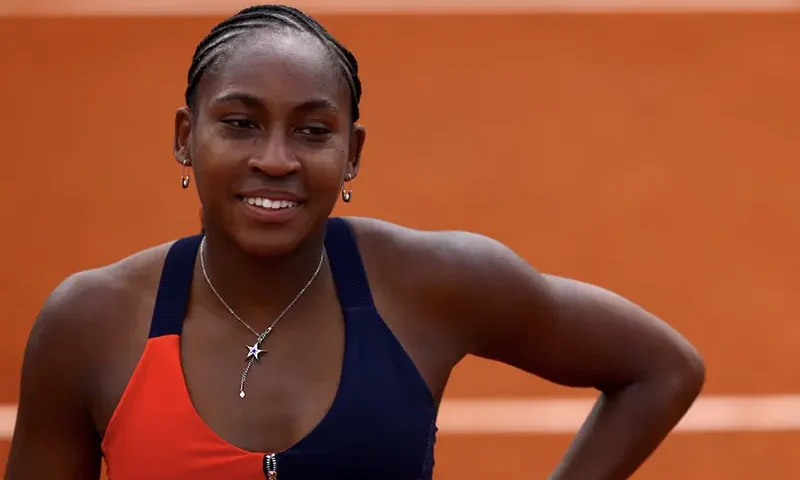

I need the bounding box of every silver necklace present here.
[199,237,325,399]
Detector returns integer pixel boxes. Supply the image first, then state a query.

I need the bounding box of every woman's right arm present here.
[4,274,103,479]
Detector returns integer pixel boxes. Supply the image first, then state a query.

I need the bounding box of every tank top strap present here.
[148,234,203,338]
[324,217,375,310]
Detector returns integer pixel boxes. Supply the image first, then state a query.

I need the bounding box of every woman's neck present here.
[197,228,328,331]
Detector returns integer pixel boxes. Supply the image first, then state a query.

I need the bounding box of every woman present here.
[5,5,705,480]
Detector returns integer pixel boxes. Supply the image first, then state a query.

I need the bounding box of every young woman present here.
[5,5,705,480]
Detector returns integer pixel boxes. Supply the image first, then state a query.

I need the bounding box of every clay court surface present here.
[1,5,799,478]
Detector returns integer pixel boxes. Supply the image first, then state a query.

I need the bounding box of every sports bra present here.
[100,217,438,479]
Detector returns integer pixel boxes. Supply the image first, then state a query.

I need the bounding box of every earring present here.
[180,158,191,189]
[341,173,353,203]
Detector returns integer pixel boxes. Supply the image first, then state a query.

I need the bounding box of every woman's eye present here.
[223,119,257,129]
[297,126,332,136]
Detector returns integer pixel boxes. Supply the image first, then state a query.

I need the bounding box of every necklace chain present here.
[199,237,325,398]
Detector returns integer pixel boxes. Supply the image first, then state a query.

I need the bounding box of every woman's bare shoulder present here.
[31,239,178,346]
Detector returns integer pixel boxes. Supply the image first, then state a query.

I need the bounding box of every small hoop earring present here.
[341,173,353,203]
[180,158,191,189]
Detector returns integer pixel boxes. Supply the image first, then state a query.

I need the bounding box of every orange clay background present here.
[1,12,799,479]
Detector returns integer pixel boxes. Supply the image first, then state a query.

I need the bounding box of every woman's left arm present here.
[421,231,705,479]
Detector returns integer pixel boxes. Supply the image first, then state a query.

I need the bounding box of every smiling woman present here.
[4,4,705,480]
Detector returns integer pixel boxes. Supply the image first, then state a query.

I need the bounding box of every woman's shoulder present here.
[32,239,179,345]
[342,216,512,271]
[341,216,535,361]
[342,215,523,310]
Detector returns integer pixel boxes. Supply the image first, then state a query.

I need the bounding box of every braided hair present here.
[184,4,362,122]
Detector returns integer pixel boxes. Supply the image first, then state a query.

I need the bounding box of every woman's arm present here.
[5,274,103,480]
[419,231,705,479]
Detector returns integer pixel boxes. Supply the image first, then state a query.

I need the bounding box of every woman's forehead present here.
[200,29,346,107]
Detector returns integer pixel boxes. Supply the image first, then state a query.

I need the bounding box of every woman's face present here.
[175,28,365,256]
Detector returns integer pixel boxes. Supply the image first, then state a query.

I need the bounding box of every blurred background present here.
[1,0,799,478]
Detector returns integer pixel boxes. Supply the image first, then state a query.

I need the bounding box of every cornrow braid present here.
[185,4,362,122]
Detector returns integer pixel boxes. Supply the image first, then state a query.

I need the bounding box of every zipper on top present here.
[263,453,277,479]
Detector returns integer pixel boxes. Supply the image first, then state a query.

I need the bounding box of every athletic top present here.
[101,217,438,479]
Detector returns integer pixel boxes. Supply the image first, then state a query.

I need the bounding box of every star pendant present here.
[246,343,266,361]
